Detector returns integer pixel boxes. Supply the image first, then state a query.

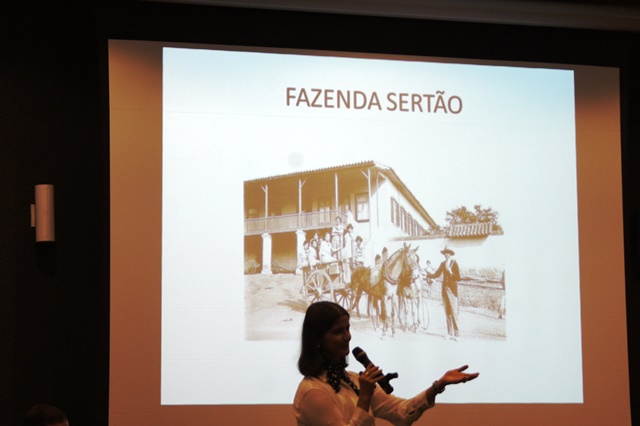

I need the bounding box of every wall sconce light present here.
[31,184,55,242]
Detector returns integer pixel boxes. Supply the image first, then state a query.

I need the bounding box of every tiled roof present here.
[244,160,379,182]
[447,222,493,238]
[245,160,436,227]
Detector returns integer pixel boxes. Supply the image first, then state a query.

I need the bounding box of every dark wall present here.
[1,2,109,426]
[1,1,638,425]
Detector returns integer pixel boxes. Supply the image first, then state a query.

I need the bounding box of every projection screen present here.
[109,40,629,425]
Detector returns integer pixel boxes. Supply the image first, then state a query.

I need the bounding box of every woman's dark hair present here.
[298,301,349,377]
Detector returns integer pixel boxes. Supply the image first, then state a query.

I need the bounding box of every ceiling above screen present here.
[142,0,640,32]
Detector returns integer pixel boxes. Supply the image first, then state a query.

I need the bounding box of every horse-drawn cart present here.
[301,244,431,335]
[301,262,356,311]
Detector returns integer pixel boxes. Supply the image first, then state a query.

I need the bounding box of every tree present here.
[444,204,503,233]
[426,223,445,235]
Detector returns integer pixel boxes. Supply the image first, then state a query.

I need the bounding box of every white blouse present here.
[293,371,434,426]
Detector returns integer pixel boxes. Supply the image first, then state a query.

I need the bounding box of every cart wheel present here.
[334,288,355,311]
[305,269,333,305]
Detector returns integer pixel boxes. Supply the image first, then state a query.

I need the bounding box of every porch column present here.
[262,185,268,231]
[366,168,374,260]
[334,172,339,215]
[299,179,305,228]
[295,229,306,276]
[261,233,272,275]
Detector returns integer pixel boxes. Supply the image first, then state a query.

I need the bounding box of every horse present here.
[396,252,424,332]
[381,244,422,334]
[350,243,422,335]
[350,265,385,330]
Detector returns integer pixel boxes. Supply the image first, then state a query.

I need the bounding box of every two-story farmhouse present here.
[244,161,437,274]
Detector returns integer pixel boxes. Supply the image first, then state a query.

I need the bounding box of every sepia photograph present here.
[243,161,506,343]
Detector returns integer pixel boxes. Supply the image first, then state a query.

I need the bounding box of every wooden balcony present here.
[245,210,347,235]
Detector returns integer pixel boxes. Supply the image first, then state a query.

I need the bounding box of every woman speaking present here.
[293,301,479,425]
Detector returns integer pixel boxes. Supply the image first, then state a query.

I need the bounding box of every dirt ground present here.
[245,273,506,342]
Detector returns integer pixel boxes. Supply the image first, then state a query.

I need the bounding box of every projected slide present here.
[161,46,581,405]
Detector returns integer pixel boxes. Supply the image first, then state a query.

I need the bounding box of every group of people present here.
[298,217,366,282]
[297,216,465,342]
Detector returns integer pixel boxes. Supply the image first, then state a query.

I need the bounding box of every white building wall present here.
[386,235,506,272]
[363,174,432,264]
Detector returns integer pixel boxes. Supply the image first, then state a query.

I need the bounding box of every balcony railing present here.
[245,210,347,235]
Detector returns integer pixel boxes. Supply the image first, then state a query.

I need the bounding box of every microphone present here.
[352,346,398,394]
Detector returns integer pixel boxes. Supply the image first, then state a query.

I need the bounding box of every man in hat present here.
[428,246,461,340]
[342,223,355,282]
[353,235,366,267]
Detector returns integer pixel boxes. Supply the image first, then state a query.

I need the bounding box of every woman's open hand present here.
[440,365,479,386]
